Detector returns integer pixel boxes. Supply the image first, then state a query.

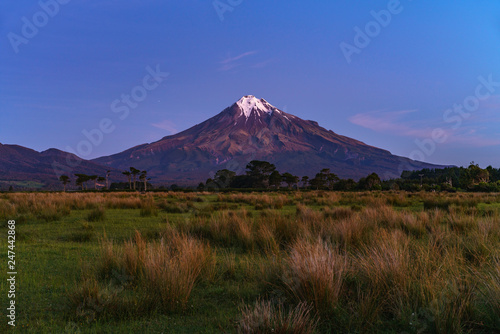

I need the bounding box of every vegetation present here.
[0,191,499,333]
[43,160,500,194]
[201,161,500,193]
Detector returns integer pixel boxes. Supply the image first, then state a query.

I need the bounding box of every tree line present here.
[57,161,500,193]
[398,162,500,192]
[58,167,151,192]
[201,160,500,192]
[201,160,383,191]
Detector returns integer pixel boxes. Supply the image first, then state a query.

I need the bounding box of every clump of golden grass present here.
[68,276,126,322]
[139,196,158,217]
[0,199,16,220]
[475,256,500,326]
[178,210,255,250]
[295,203,322,222]
[89,231,215,316]
[105,194,142,209]
[142,234,215,311]
[238,300,318,334]
[87,206,106,222]
[283,239,348,312]
[223,193,291,209]
[329,214,376,250]
[321,206,354,220]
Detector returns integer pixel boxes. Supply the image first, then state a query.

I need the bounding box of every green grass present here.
[0,191,499,333]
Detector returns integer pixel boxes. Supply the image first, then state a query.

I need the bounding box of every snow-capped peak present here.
[236,95,279,119]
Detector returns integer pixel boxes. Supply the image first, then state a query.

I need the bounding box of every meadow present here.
[0,191,499,333]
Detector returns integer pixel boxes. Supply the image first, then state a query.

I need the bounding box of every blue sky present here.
[1,0,499,167]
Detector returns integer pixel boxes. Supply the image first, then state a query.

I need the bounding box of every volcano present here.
[93,95,443,183]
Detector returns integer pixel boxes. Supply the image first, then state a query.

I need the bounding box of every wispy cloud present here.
[349,109,500,148]
[220,51,258,64]
[151,120,178,134]
[349,109,431,137]
[480,95,500,111]
[251,58,275,69]
[218,51,258,71]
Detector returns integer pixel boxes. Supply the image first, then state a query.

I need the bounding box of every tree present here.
[269,171,282,189]
[245,160,276,188]
[97,176,106,189]
[105,170,111,190]
[301,176,309,189]
[89,175,98,190]
[486,165,500,183]
[459,162,489,188]
[334,178,357,191]
[139,171,149,191]
[205,169,236,190]
[469,163,489,184]
[122,171,132,190]
[309,169,338,190]
[309,175,324,190]
[130,167,141,190]
[59,175,70,192]
[74,174,90,190]
[282,172,299,189]
[214,169,236,189]
[229,175,253,189]
[358,173,381,190]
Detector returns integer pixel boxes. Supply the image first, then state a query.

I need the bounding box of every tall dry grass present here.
[238,300,318,334]
[73,231,216,319]
[5,190,498,331]
[283,240,348,312]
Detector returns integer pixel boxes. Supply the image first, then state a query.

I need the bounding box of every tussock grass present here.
[283,239,348,313]
[238,300,318,334]
[87,206,106,222]
[4,191,499,332]
[139,196,158,217]
[223,193,291,209]
[76,231,216,319]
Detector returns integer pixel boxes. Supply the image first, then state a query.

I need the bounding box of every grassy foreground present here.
[0,191,499,333]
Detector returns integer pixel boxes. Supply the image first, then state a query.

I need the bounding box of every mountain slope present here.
[0,144,119,190]
[93,95,443,183]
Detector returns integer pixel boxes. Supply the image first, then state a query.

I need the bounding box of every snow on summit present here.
[236,95,279,118]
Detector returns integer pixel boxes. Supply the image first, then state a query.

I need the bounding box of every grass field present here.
[0,191,499,333]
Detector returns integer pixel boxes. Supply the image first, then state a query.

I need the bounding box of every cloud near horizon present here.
[349,108,500,148]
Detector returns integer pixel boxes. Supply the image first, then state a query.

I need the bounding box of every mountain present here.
[0,144,119,190]
[93,95,443,183]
